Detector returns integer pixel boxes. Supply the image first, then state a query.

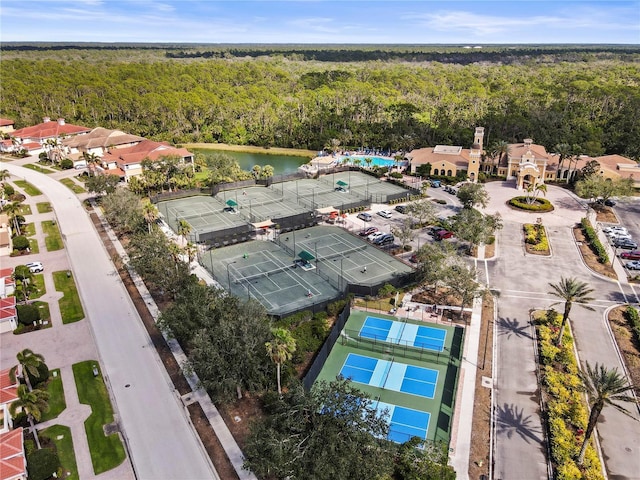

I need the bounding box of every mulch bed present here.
[89,213,237,477]
[572,226,617,279]
[607,306,640,397]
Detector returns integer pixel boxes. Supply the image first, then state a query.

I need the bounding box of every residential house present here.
[0,268,15,298]
[98,139,194,182]
[0,369,18,434]
[63,127,145,160]
[0,298,17,334]
[0,428,26,480]
[10,117,91,158]
[0,119,15,135]
[0,214,11,257]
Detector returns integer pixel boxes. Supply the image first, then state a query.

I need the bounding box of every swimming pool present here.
[339,156,408,168]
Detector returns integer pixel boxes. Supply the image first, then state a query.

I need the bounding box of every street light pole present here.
[226,261,237,290]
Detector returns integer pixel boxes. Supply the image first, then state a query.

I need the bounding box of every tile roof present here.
[63,127,144,150]
[0,119,14,127]
[0,428,25,480]
[101,139,193,166]
[408,146,474,169]
[508,142,549,159]
[12,118,91,141]
[0,297,17,321]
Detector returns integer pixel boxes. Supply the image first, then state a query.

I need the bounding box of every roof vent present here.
[57,118,65,125]
[43,117,51,123]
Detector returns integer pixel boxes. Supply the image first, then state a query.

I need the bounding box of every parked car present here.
[435,230,454,241]
[409,253,419,263]
[357,212,372,222]
[359,226,378,236]
[394,205,407,214]
[367,232,385,242]
[428,227,446,237]
[607,231,632,241]
[620,251,640,260]
[334,186,348,193]
[373,234,395,246]
[625,261,640,270]
[602,226,628,234]
[614,238,638,250]
[25,261,44,273]
[377,210,392,219]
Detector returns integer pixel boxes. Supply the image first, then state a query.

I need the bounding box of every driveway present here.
[2,161,218,480]
[481,182,640,479]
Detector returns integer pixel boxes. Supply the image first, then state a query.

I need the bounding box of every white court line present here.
[263,250,321,296]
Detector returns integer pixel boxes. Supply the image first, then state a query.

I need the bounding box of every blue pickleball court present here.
[359,316,447,352]
[375,401,431,443]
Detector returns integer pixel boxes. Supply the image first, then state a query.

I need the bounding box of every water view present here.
[193,149,310,175]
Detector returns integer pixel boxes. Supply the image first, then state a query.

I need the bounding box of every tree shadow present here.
[604,290,629,303]
[497,316,533,339]
[495,403,544,445]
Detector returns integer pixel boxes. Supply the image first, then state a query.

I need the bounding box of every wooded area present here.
[1,45,639,159]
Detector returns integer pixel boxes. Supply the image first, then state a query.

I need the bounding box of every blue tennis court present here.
[359,316,447,352]
[375,401,431,443]
[339,353,438,399]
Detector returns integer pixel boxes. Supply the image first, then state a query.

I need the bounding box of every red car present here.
[435,230,454,241]
[359,226,378,236]
[620,250,640,260]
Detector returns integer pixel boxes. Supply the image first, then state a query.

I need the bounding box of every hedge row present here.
[388,194,422,205]
[536,309,604,480]
[509,196,554,212]
[623,305,640,347]
[580,218,609,264]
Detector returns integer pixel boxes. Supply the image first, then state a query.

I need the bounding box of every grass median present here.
[42,220,63,251]
[60,178,86,194]
[53,271,85,323]
[13,179,42,196]
[72,361,126,474]
[40,369,66,422]
[41,424,79,480]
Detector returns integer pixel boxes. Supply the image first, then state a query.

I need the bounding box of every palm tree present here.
[3,201,23,235]
[554,143,573,181]
[364,157,373,169]
[524,183,547,205]
[548,277,595,346]
[489,140,509,175]
[177,219,192,245]
[9,385,50,449]
[265,327,296,395]
[577,362,638,464]
[142,202,159,234]
[0,168,10,183]
[9,349,46,392]
[13,265,36,302]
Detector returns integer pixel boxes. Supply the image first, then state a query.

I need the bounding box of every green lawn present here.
[22,222,36,236]
[42,220,64,251]
[60,178,86,194]
[18,204,32,215]
[72,361,126,474]
[30,274,46,299]
[53,271,84,324]
[24,163,56,174]
[36,202,53,213]
[40,425,79,480]
[33,301,51,325]
[13,180,42,196]
[28,238,40,254]
[40,370,66,422]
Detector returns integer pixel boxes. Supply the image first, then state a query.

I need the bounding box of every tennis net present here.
[317,244,367,261]
[231,264,293,284]
[381,357,394,389]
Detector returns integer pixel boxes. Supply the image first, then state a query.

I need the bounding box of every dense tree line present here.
[2,48,639,159]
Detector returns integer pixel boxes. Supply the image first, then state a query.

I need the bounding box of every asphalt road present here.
[3,163,218,480]
[481,183,640,480]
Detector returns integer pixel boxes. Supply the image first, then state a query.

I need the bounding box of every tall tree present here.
[142,201,159,234]
[12,265,36,302]
[548,277,595,346]
[489,140,509,174]
[9,385,50,450]
[265,327,297,395]
[456,183,489,209]
[577,362,638,464]
[553,143,573,181]
[451,209,502,250]
[405,199,437,228]
[9,348,46,392]
[177,219,192,244]
[391,217,417,251]
[3,201,23,235]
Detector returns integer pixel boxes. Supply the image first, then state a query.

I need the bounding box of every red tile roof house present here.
[0,297,18,335]
[10,117,91,158]
[0,119,15,135]
[98,139,194,182]
[0,268,15,298]
[0,428,26,480]
[0,214,12,258]
[0,369,19,434]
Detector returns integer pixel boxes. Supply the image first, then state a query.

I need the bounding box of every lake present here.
[193,149,310,175]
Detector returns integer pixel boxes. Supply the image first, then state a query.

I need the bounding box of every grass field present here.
[28,238,40,253]
[42,220,64,251]
[73,361,126,474]
[13,179,42,196]
[183,142,316,158]
[22,222,36,236]
[30,274,46,299]
[40,370,67,422]
[60,178,86,194]
[19,204,32,215]
[32,301,51,325]
[37,202,53,213]
[24,163,55,174]
[41,424,79,480]
[53,271,85,323]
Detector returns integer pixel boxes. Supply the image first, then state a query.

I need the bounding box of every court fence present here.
[151,188,211,203]
[199,224,256,246]
[339,329,456,366]
[303,302,352,390]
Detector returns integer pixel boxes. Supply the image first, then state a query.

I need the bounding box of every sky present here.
[1,0,639,44]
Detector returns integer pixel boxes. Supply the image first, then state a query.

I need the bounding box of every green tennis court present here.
[315,309,464,445]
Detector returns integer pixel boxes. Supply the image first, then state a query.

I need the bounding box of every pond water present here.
[193,149,310,175]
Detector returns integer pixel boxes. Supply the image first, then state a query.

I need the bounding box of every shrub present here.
[623,305,640,345]
[377,283,396,297]
[27,448,60,480]
[509,196,554,212]
[12,235,30,251]
[3,184,15,196]
[60,159,73,169]
[27,361,50,389]
[17,303,41,326]
[580,218,609,264]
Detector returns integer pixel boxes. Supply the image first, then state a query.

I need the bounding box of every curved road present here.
[3,163,218,480]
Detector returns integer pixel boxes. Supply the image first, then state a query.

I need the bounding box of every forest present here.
[1,44,639,159]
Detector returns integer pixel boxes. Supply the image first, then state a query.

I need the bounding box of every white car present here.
[367,232,385,242]
[377,210,392,219]
[602,226,628,234]
[606,231,632,241]
[25,261,44,273]
[626,260,640,270]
